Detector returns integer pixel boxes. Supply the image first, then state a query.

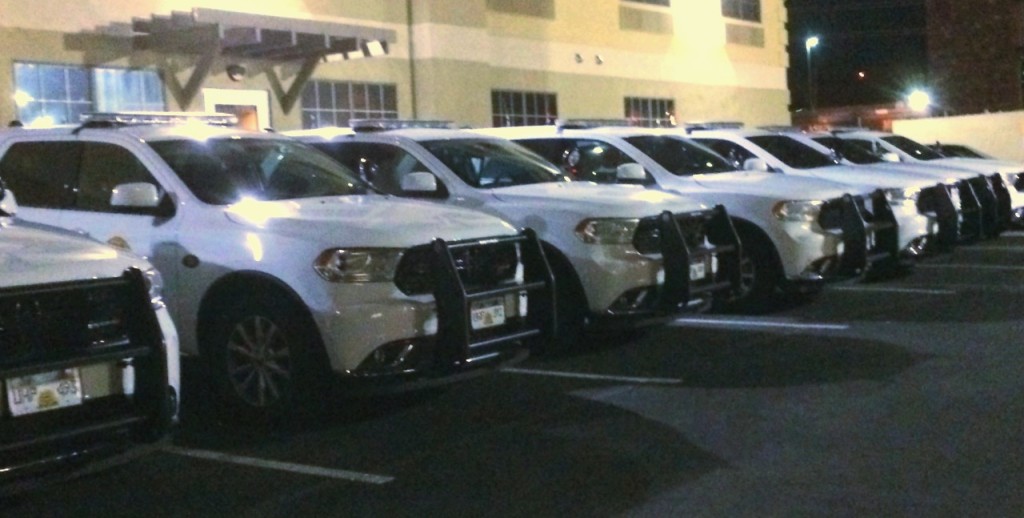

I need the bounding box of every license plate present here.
[689,260,707,281]
[6,368,83,417]
[471,297,506,330]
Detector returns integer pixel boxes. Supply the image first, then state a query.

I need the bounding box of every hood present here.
[0,219,148,287]
[930,157,1024,175]
[690,171,858,200]
[801,164,939,190]
[223,195,517,247]
[490,182,708,217]
[848,161,980,183]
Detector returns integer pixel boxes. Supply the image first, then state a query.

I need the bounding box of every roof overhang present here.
[98,8,395,61]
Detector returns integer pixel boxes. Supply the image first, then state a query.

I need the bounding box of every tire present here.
[724,225,782,314]
[535,253,588,355]
[204,293,330,422]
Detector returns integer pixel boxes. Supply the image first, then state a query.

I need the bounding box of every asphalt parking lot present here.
[7,233,1024,517]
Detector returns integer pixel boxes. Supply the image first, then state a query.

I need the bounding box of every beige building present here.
[0,0,789,131]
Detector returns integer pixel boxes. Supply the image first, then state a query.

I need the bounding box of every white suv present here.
[0,182,178,485]
[834,129,1024,233]
[0,113,552,419]
[685,125,938,257]
[484,123,899,312]
[805,132,998,244]
[292,122,743,349]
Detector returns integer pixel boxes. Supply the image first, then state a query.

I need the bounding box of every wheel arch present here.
[730,216,785,278]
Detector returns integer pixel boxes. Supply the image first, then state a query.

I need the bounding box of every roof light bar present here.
[555,119,634,130]
[349,119,453,132]
[80,111,239,127]
[683,121,745,131]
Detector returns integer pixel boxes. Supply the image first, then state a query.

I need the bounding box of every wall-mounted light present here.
[574,53,583,64]
[226,64,247,82]
[594,54,604,65]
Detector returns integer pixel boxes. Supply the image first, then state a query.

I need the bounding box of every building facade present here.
[1,0,789,131]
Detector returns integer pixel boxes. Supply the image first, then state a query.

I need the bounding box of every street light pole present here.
[805,36,820,112]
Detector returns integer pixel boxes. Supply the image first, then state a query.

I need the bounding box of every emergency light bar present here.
[80,111,239,127]
[349,119,453,132]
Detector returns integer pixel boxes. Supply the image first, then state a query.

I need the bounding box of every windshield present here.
[420,138,569,188]
[881,135,944,161]
[623,135,736,176]
[149,138,366,204]
[747,135,837,169]
[813,136,882,164]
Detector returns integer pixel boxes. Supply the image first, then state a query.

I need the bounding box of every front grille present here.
[0,269,170,474]
[395,240,519,296]
[0,279,132,370]
[634,210,713,254]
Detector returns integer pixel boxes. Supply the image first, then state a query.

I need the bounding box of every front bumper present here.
[314,230,553,383]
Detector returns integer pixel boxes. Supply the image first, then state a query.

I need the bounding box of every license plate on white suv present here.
[689,260,707,281]
[6,368,83,417]
[471,297,507,330]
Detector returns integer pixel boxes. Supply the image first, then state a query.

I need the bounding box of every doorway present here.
[202,88,270,131]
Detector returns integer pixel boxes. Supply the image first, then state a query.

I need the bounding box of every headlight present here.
[142,267,165,309]
[883,187,920,204]
[313,248,404,283]
[772,200,823,222]
[574,218,640,245]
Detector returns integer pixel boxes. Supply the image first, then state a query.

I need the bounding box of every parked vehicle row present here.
[2,112,1021,488]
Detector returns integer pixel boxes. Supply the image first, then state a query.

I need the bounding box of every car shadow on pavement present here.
[530,326,928,389]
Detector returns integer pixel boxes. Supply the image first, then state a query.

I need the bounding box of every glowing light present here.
[805,36,820,51]
[245,232,264,262]
[857,71,866,79]
[907,89,931,112]
[13,90,33,107]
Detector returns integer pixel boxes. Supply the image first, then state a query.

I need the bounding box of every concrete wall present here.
[892,111,1024,163]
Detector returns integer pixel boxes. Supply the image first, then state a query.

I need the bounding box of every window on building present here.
[623,0,671,6]
[13,63,164,127]
[301,80,398,129]
[491,90,558,127]
[624,97,675,127]
[722,0,761,22]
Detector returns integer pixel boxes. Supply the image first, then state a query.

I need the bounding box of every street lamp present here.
[907,89,931,112]
[805,36,820,111]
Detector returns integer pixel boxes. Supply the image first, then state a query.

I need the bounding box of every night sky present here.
[786,0,928,110]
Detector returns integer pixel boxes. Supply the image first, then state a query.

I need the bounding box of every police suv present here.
[482,121,898,312]
[0,113,552,419]
[291,121,742,350]
[0,181,178,486]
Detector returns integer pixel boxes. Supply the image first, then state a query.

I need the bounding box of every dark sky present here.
[786,0,928,110]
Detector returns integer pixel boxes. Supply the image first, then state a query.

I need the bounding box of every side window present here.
[695,139,754,169]
[315,142,446,198]
[0,141,80,208]
[516,138,629,184]
[78,142,160,212]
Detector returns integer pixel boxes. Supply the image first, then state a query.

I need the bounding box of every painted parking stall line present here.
[162,446,395,484]
[670,316,849,331]
[501,368,683,385]
[917,263,1024,272]
[829,285,957,295]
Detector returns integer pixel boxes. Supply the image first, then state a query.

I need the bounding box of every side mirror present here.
[111,182,161,208]
[879,152,901,163]
[616,163,646,182]
[0,189,18,216]
[743,158,770,171]
[401,172,438,193]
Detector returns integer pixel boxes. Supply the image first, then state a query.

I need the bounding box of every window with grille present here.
[722,0,761,22]
[13,63,164,126]
[624,97,676,127]
[491,90,558,127]
[300,80,398,129]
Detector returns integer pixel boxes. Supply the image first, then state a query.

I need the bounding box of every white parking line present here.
[670,317,849,331]
[958,246,1024,252]
[1001,230,1024,237]
[501,367,683,385]
[162,446,394,484]
[917,263,1024,271]
[830,285,956,295]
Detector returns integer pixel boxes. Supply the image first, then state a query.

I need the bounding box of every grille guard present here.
[990,173,1012,231]
[656,204,741,311]
[430,229,554,367]
[0,268,171,480]
[955,179,985,243]
[823,192,900,277]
